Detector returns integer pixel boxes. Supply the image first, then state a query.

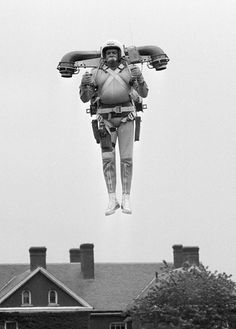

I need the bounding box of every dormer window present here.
[48,290,58,305]
[22,290,31,305]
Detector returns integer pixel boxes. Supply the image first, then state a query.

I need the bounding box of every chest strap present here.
[100,68,129,97]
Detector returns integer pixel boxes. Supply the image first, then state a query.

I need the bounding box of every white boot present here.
[121,193,132,214]
[105,193,120,216]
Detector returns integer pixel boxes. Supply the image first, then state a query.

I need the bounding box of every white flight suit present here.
[80,63,148,195]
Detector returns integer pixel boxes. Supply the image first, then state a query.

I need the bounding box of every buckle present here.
[113,106,122,114]
[127,112,136,120]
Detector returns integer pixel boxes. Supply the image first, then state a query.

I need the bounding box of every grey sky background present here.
[0,0,236,278]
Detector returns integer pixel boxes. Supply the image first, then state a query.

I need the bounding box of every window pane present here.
[22,290,30,304]
[6,322,17,329]
[49,290,57,303]
[110,323,125,329]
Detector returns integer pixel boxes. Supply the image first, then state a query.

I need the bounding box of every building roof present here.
[0,267,92,308]
[0,263,163,311]
[0,268,30,300]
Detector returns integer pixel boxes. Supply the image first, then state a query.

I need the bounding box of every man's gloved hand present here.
[130,66,144,83]
[81,72,93,86]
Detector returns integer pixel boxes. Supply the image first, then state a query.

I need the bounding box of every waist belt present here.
[100,112,130,119]
[97,105,134,115]
[100,101,132,108]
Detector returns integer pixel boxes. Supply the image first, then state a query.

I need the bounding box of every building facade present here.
[0,244,200,329]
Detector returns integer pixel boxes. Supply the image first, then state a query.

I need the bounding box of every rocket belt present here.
[96,105,136,133]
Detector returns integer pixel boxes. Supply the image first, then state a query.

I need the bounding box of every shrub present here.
[128,263,236,328]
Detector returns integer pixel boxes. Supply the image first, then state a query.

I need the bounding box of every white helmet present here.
[100,40,125,59]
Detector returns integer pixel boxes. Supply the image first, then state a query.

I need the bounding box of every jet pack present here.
[57,45,169,78]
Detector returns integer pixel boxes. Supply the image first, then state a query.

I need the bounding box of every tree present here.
[128,263,236,329]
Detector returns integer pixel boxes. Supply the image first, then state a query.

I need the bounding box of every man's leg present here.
[101,130,120,216]
[102,148,116,194]
[118,120,134,214]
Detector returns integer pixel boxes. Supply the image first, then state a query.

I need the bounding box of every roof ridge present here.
[0,263,29,266]
[94,262,163,264]
[49,262,162,264]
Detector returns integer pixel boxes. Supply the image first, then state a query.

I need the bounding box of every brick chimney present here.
[80,243,94,279]
[29,247,47,271]
[69,248,81,263]
[173,244,199,268]
[182,246,199,266]
[172,244,183,268]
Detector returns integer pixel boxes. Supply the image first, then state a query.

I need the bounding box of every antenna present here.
[128,23,135,46]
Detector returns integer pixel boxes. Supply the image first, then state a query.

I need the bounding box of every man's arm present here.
[132,79,149,98]
[79,70,97,103]
[130,65,149,98]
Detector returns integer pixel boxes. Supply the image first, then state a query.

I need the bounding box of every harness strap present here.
[97,115,114,135]
[97,105,134,114]
[100,67,129,97]
[97,110,136,135]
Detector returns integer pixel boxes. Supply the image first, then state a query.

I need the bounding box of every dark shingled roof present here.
[0,263,163,311]
[0,269,30,300]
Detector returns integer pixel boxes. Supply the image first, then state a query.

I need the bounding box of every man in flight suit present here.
[80,40,148,215]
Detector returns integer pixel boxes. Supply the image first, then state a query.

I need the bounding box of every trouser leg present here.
[101,130,117,194]
[118,120,134,195]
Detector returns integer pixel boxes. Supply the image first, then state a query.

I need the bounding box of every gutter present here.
[0,306,92,313]
[91,311,123,316]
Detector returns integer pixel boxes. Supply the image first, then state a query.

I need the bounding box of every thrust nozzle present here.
[57,50,101,78]
[149,54,169,70]
[57,62,78,78]
[136,45,169,71]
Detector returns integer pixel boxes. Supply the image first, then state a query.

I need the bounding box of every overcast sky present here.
[0,0,235,279]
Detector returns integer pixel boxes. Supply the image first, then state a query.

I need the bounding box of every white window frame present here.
[48,289,58,305]
[4,321,18,329]
[21,289,32,305]
[110,322,126,329]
